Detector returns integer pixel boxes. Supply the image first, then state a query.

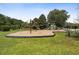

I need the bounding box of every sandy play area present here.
[6,30,55,38]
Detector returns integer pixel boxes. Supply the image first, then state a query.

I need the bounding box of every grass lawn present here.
[0,30,79,55]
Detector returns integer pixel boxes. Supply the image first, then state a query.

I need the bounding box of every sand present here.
[6,30,64,38]
[6,30,54,37]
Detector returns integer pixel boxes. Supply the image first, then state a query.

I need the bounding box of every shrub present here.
[32,26,37,29]
[66,29,79,37]
[0,25,11,31]
[10,25,19,30]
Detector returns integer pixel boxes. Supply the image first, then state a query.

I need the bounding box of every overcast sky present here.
[0,3,78,23]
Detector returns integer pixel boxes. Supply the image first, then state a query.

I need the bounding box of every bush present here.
[32,26,37,29]
[10,25,19,30]
[0,25,11,31]
[66,29,79,37]
[72,29,79,37]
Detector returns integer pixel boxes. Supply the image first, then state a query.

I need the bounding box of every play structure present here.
[6,19,55,38]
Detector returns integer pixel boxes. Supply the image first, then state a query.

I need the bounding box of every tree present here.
[0,13,24,31]
[32,14,47,29]
[47,9,70,28]
[38,14,47,29]
[76,4,79,23]
[32,18,39,29]
[0,14,6,25]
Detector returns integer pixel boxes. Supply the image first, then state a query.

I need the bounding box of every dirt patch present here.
[6,30,55,38]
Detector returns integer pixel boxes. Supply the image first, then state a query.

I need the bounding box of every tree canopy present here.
[32,14,47,29]
[0,9,70,31]
[0,13,23,31]
[38,14,47,29]
[47,9,70,28]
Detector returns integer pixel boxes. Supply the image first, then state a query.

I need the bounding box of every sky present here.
[0,3,78,23]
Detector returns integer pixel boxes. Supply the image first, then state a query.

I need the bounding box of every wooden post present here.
[30,19,32,34]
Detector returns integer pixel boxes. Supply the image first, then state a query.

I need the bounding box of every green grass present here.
[0,30,79,55]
